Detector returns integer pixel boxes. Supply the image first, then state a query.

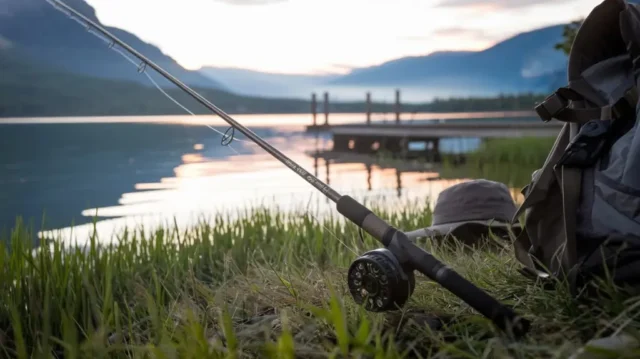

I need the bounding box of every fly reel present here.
[347,248,416,312]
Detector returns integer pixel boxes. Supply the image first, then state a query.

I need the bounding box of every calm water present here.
[0,112,535,245]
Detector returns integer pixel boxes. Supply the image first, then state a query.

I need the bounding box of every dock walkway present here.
[305,120,562,160]
[306,121,563,138]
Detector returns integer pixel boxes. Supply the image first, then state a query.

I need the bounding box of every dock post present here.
[366,92,372,125]
[395,89,401,124]
[325,158,331,185]
[396,169,402,198]
[313,156,319,177]
[311,93,317,126]
[432,139,441,163]
[323,92,329,126]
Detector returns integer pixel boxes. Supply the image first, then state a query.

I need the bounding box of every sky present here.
[85,0,603,75]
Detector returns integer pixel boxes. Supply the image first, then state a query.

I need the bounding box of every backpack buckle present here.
[536,87,584,122]
[556,119,612,168]
[535,92,569,122]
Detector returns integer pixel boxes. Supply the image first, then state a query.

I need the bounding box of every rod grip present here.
[337,195,395,244]
[336,195,371,227]
[398,232,530,337]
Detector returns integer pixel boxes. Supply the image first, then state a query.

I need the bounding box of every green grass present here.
[1,199,640,359]
[439,137,557,189]
[466,137,556,166]
[372,137,556,189]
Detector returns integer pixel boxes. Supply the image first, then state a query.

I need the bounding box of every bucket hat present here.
[405,179,522,243]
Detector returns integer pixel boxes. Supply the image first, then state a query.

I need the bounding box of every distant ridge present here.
[330,25,568,94]
[0,0,227,90]
[198,24,568,99]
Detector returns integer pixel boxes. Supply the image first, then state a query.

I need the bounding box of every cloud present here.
[321,63,356,74]
[400,35,434,41]
[433,27,487,37]
[213,0,287,5]
[436,0,565,9]
[402,27,498,42]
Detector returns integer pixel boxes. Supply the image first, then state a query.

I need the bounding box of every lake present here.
[0,111,536,246]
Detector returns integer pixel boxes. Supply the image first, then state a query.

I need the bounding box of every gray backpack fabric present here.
[513,0,640,294]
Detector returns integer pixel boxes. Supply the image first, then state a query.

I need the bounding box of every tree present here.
[554,20,583,56]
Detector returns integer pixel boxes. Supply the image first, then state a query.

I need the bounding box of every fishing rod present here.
[47,0,530,338]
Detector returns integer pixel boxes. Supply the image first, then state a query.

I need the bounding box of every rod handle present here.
[392,231,531,338]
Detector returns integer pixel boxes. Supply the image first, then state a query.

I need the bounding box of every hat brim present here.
[405,219,522,241]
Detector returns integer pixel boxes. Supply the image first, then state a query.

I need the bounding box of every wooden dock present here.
[305,90,560,161]
[305,121,561,161]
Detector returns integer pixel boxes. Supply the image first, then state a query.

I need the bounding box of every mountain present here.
[196,24,568,101]
[0,46,317,117]
[1,0,568,100]
[0,45,546,118]
[199,67,341,99]
[0,0,226,90]
[0,0,570,106]
[329,25,568,97]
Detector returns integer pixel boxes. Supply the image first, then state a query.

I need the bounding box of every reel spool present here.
[347,248,416,312]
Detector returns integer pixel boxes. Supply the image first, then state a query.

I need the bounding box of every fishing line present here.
[47,0,357,247]
[45,1,356,242]
[47,0,249,151]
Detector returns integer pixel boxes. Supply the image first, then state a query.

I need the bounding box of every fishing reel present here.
[347,248,416,312]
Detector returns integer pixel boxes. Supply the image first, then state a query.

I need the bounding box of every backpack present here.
[513,0,640,295]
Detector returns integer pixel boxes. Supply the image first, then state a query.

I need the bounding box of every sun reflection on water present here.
[40,147,471,247]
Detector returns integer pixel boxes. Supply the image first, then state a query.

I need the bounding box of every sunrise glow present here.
[85,0,602,75]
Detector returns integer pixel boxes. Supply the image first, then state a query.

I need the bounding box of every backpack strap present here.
[556,85,638,168]
[554,85,638,274]
[512,123,572,275]
[558,157,581,273]
[535,86,638,124]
